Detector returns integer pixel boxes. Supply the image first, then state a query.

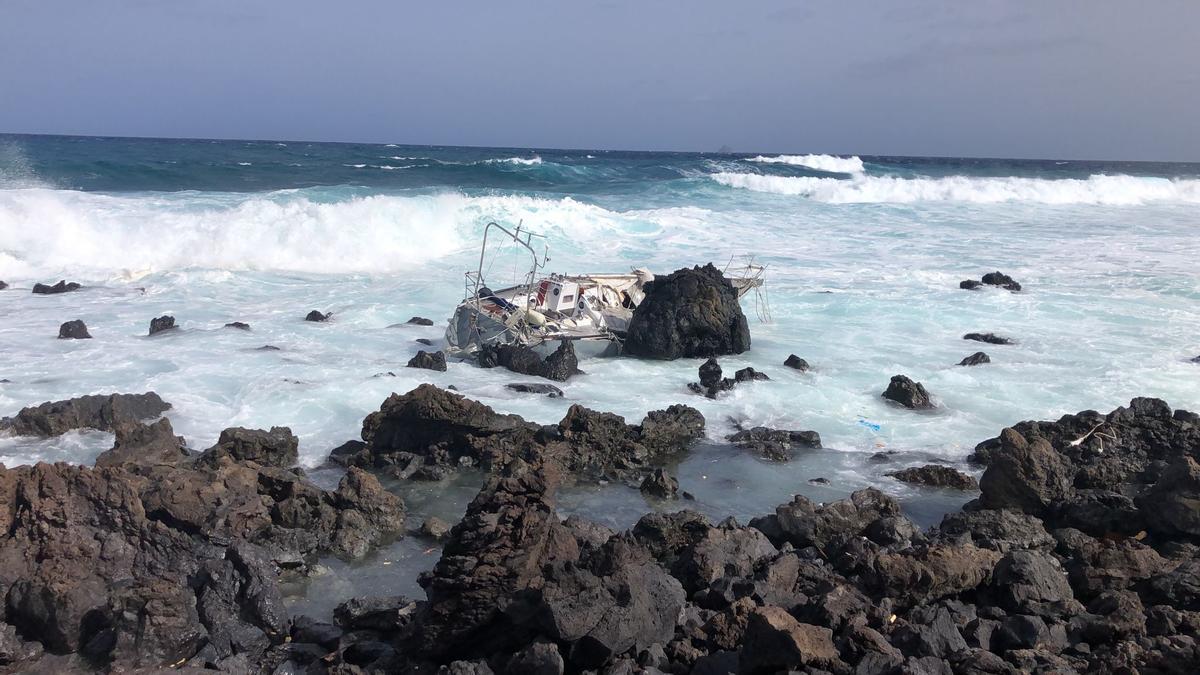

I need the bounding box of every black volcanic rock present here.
[406,316,434,326]
[960,279,983,290]
[305,310,330,322]
[882,375,934,409]
[506,382,564,398]
[477,340,581,382]
[640,468,679,499]
[32,280,81,294]
[149,315,176,335]
[57,319,91,339]
[625,263,750,359]
[0,392,171,437]
[727,427,821,461]
[0,280,7,290]
[406,350,448,372]
[959,351,991,366]
[964,332,1014,345]
[783,354,811,371]
[688,358,768,398]
[224,321,251,330]
[887,464,979,490]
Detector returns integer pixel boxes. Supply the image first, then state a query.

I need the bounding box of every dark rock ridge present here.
[415,337,433,346]
[959,351,991,366]
[882,374,934,410]
[727,426,821,461]
[640,467,680,499]
[783,354,811,371]
[32,280,81,294]
[965,332,1015,345]
[4,396,1200,674]
[58,319,91,339]
[148,314,176,335]
[887,464,979,490]
[406,350,448,372]
[625,263,751,359]
[305,310,330,322]
[688,357,769,398]
[0,392,171,437]
[331,383,704,486]
[961,271,1022,292]
[406,316,434,326]
[224,321,251,330]
[505,382,564,398]
[477,339,581,382]
[0,417,403,672]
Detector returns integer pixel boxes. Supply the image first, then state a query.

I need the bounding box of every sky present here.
[1,0,1197,160]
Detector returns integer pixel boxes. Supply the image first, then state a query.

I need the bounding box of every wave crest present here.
[746,154,865,174]
[711,172,1200,205]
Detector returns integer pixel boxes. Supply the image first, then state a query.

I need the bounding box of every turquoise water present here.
[1,133,1198,503]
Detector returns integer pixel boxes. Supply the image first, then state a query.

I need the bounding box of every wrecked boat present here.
[445,222,767,356]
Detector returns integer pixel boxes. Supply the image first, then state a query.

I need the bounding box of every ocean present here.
[2,134,1199,591]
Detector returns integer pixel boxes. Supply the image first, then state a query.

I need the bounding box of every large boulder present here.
[738,606,840,674]
[407,350,448,372]
[199,426,299,468]
[58,320,91,339]
[0,392,171,437]
[477,340,581,382]
[887,464,978,490]
[882,375,934,410]
[95,418,190,468]
[625,263,750,359]
[32,280,81,294]
[727,427,821,461]
[978,428,1073,515]
[148,315,176,336]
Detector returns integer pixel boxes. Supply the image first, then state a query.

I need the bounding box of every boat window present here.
[561,295,574,304]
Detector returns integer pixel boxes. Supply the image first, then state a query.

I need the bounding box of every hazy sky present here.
[2,1,1197,159]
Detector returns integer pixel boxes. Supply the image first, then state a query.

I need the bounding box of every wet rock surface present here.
[305,310,330,322]
[224,321,251,330]
[406,316,435,326]
[407,349,448,372]
[0,392,171,437]
[959,351,991,366]
[148,314,176,335]
[783,354,811,371]
[964,332,1015,345]
[688,357,769,398]
[961,271,1022,292]
[32,280,81,294]
[505,382,564,397]
[477,340,581,382]
[727,426,821,461]
[882,374,934,409]
[57,319,91,339]
[887,464,979,490]
[625,263,751,359]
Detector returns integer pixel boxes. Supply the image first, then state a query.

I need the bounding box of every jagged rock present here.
[882,375,934,410]
[58,319,91,339]
[783,354,810,371]
[419,517,451,540]
[148,315,176,335]
[416,338,434,346]
[334,595,420,633]
[505,640,564,675]
[933,510,1054,552]
[978,428,1074,515]
[959,352,990,366]
[0,392,171,437]
[739,606,840,673]
[960,280,983,290]
[95,418,189,468]
[32,280,81,294]
[256,344,280,351]
[199,426,298,468]
[407,350,448,372]
[1138,456,1200,537]
[865,544,1002,606]
[751,488,904,553]
[640,468,679,499]
[888,465,978,490]
[225,321,250,330]
[407,316,435,326]
[727,427,821,461]
[478,340,581,382]
[964,333,1013,345]
[506,383,564,397]
[992,550,1074,613]
[688,359,768,398]
[981,271,1022,291]
[305,310,330,322]
[625,263,750,360]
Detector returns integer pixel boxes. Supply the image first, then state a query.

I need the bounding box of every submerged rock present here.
[625,263,750,359]
[982,270,1022,291]
[783,354,810,371]
[57,319,91,339]
[224,321,251,330]
[688,358,768,398]
[727,427,821,461]
[882,374,934,409]
[406,316,434,326]
[148,314,176,335]
[960,279,983,290]
[0,392,171,437]
[964,332,1014,345]
[416,337,433,346]
[959,351,991,366]
[407,350,448,372]
[305,310,330,322]
[506,382,564,397]
[0,280,7,290]
[32,280,81,294]
[478,339,581,382]
[887,464,979,490]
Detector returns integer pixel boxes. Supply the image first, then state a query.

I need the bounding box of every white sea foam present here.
[712,172,1200,205]
[482,156,542,166]
[747,154,865,174]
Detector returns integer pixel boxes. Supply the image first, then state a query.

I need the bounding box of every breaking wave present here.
[746,154,865,174]
[481,156,543,166]
[0,188,631,279]
[711,172,1200,205]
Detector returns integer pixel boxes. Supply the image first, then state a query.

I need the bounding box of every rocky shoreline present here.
[0,388,1195,674]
